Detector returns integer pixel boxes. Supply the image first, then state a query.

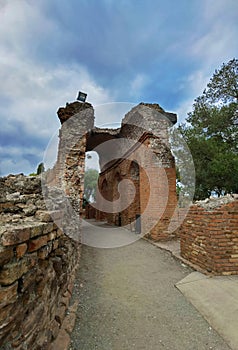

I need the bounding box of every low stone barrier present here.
[0,174,80,349]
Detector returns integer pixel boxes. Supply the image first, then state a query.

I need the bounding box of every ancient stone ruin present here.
[0,100,238,349]
[0,174,80,349]
[55,101,178,241]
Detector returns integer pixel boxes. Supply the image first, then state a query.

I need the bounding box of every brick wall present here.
[96,132,177,240]
[180,197,238,275]
[0,174,80,349]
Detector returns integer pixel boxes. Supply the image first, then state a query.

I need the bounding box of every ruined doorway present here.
[129,160,141,232]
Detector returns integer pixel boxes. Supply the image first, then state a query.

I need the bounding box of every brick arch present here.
[101,178,109,200]
[113,171,122,199]
[129,160,140,180]
[127,160,141,229]
[56,100,178,240]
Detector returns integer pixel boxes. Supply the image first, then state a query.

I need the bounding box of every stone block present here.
[0,257,36,285]
[61,311,76,334]
[0,246,14,265]
[53,239,59,251]
[35,210,54,222]
[30,223,44,238]
[43,223,54,234]
[38,243,52,260]
[20,269,37,293]
[50,319,60,340]
[49,329,70,350]
[1,226,31,246]
[0,303,15,324]
[57,228,64,237]
[16,243,28,258]
[28,235,48,252]
[0,282,18,307]
[48,230,57,241]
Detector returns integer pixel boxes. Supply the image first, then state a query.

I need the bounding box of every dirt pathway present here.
[69,227,230,350]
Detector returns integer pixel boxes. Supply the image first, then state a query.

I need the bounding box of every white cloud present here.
[94,102,136,127]
[189,1,237,66]
[0,158,32,176]
[85,151,100,172]
[0,145,42,176]
[0,0,113,135]
[0,56,113,136]
[0,0,58,57]
[0,57,113,174]
[175,0,238,124]
[0,0,114,176]
[203,0,238,21]
[130,74,149,97]
[176,70,211,122]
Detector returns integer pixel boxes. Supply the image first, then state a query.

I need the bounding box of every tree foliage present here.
[84,168,99,202]
[29,162,45,176]
[37,162,45,175]
[205,58,238,104]
[179,58,238,200]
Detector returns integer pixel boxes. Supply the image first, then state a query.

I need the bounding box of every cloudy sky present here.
[0,0,237,176]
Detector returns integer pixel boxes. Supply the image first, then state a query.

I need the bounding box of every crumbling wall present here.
[94,103,178,240]
[0,174,80,349]
[180,195,238,275]
[55,102,94,213]
[0,101,95,349]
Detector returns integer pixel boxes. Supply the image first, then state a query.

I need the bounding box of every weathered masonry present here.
[179,196,238,275]
[90,103,178,240]
[1,100,238,349]
[55,101,238,275]
[56,101,178,241]
[0,174,80,349]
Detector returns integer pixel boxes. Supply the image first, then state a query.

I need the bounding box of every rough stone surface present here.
[0,174,81,349]
[1,99,238,349]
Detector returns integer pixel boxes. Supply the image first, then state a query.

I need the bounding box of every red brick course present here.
[179,200,238,275]
[95,133,177,240]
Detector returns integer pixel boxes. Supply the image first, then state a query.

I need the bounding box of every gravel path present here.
[69,235,230,349]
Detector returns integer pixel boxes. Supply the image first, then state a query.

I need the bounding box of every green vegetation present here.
[29,162,45,176]
[37,162,45,175]
[84,168,99,202]
[178,58,238,200]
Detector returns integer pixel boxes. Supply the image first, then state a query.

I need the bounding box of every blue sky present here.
[0,0,237,176]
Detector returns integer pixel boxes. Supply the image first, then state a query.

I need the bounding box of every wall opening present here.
[129,160,141,231]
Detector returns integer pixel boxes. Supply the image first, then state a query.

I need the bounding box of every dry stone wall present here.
[0,174,80,349]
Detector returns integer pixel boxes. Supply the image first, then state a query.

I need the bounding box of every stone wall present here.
[93,103,178,240]
[55,102,94,214]
[0,174,80,349]
[180,195,238,275]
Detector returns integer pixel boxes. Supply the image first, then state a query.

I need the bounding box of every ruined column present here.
[43,101,94,242]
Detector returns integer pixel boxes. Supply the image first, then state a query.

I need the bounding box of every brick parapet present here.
[180,199,238,275]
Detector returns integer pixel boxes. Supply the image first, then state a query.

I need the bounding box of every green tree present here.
[84,168,99,202]
[37,162,45,175]
[205,58,238,104]
[29,162,45,176]
[179,58,238,199]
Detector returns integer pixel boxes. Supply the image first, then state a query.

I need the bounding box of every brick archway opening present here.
[55,101,178,241]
